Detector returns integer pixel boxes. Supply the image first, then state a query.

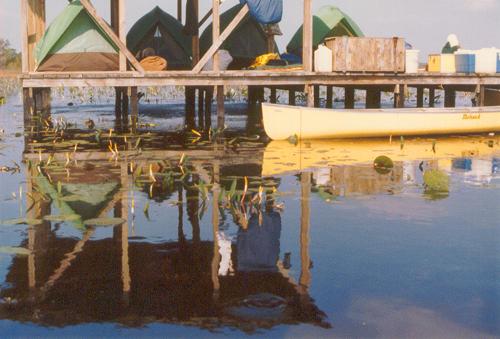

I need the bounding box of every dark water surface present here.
[0,94,499,338]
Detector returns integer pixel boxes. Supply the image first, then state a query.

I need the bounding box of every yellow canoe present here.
[262,136,500,176]
[262,103,500,140]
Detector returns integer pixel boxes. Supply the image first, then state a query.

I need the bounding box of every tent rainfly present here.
[127,6,192,70]
[200,4,279,69]
[287,6,364,57]
[35,0,120,72]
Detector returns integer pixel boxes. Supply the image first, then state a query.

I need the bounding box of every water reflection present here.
[0,116,499,335]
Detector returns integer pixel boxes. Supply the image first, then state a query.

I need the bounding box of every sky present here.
[0,0,499,60]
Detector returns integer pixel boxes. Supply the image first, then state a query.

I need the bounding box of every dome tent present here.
[287,6,364,57]
[127,6,192,70]
[35,0,119,72]
[200,4,279,69]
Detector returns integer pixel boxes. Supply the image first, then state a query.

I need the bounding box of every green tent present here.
[127,6,192,70]
[35,0,119,72]
[200,4,278,66]
[287,6,364,56]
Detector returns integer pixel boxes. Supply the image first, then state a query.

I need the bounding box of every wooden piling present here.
[416,87,424,108]
[130,87,138,132]
[313,85,320,107]
[444,87,456,107]
[23,88,34,125]
[345,86,355,109]
[289,90,296,106]
[205,87,213,130]
[366,88,381,108]
[429,88,436,107]
[198,88,205,128]
[394,84,405,108]
[476,85,485,107]
[270,87,277,104]
[216,86,225,130]
[326,86,333,108]
[306,85,315,108]
[185,87,196,129]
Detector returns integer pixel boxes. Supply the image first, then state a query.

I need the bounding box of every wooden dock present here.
[18,0,500,133]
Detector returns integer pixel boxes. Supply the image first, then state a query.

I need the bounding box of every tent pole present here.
[177,0,182,22]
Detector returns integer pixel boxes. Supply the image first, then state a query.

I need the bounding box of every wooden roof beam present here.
[192,4,249,73]
[80,0,144,73]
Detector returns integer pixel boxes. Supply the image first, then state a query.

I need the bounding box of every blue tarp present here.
[240,0,283,24]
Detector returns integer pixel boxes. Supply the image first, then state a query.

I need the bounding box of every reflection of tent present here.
[200,4,278,66]
[237,212,281,272]
[35,0,119,72]
[34,166,121,227]
[0,235,330,331]
[287,6,363,56]
[127,6,192,70]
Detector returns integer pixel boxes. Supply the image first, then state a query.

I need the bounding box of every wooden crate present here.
[324,37,405,73]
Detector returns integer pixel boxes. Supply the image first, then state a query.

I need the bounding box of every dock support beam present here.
[326,86,333,108]
[198,88,205,128]
[366,88,381,109]
[345,86,355,109]
[270,87,277,104]
[289,90,296,106]
[313,85,320,107]
[394,84,405,108]
[417,87,424,108]
[429,88,436,107]
[216,86,225,130]
[306,85,315,108]
[476,85,485,107]
[444,87,456,108]
[185,87,196,129]
[130,87,138,133]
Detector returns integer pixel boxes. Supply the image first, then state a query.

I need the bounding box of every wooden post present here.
[120,162,131,297]
[345,86,355,109]
[270,88,277,104]
[306,85,315,108]
[177,0,182,21]
[115,87,123,126]
[24,0,46,72]
[476,85,485,107]
[23,88,34,124]
[289,90,296,106]
[205,87,213,130]
[185,87,196,129]
[211,164,221,297]
[217,86,225,130]
[314,85,320,107]
[121,88,129,126]
[303,0,313,73]
[394,84,405,108]
[429,88,436,108]
[366,88,381,109]
[192,0,200,65]
[417,87,424,108]
[198,89,205,128]
[326,86,333,109]
[444,87,456,108]
[110,0,126,71]
[130,87,138,132]
[21,0,29,73]
[212,0,224,130]
[300,172,311,290]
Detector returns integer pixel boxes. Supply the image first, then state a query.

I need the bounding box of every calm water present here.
[0,93,499,338]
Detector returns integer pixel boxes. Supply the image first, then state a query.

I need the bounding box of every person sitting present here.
[442,34,460,54]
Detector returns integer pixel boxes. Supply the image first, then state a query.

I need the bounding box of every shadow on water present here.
[0,94,499,336]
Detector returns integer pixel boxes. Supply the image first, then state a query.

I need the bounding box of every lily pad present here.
[373,156,394,175]
[0,246,31,256]
[1,218,43,226]
[43,214,81,222]
[424,170,450,192]
[83,218,126,227]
